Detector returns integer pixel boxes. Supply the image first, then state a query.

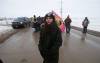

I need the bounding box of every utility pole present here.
[60,0,62,19]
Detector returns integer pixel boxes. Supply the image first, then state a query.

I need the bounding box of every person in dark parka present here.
[64,15,72,33]
[38,13,62,63]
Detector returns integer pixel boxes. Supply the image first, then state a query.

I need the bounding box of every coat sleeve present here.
[38,29,44,48]
[52,29,62,49]
[56,29,62,47]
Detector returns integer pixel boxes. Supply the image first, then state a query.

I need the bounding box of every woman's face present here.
[46,17,53,25]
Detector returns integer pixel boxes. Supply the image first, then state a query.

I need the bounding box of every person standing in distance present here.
[64,15,72,33]
[82,17,90,33]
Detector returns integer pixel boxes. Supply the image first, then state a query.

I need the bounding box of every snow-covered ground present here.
[0,20,13,34]
[0,26,12,34]
[0,25,17,43]
[71,17,100,32]
[0,20,13,25]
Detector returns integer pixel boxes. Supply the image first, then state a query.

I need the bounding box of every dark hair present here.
[0,59,3,63]
[43,13,58,32]
[44,13,55,23]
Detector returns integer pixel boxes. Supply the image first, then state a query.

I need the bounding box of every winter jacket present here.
[38,23,62,52]
[64,18,72,26]
[82,18,89,27]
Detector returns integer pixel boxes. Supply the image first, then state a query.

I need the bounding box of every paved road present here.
[0,28,100,63]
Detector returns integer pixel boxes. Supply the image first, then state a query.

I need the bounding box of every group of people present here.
[32,15,44,32]
[0,13,89,63]
[64,16,89,34]
[33,14,89,34]
[33,13,89,63]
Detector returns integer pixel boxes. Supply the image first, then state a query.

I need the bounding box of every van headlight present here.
[20,22,23,24]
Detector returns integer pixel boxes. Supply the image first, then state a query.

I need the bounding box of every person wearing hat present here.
[38,13,62,63]
[64,15,72,33]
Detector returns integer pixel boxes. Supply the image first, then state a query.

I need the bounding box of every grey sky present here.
[0,0,100,18]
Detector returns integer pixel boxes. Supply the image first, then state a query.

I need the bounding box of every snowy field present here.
[0,20,13,33]
[0,20,13,25]
[0,26,12,34]
[71,17,100,32]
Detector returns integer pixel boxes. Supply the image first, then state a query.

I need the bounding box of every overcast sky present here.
[0,0,100,18]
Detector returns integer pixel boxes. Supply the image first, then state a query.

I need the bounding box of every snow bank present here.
[0,26,18,43]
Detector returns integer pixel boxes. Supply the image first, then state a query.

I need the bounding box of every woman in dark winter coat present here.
[38,13,62,63]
